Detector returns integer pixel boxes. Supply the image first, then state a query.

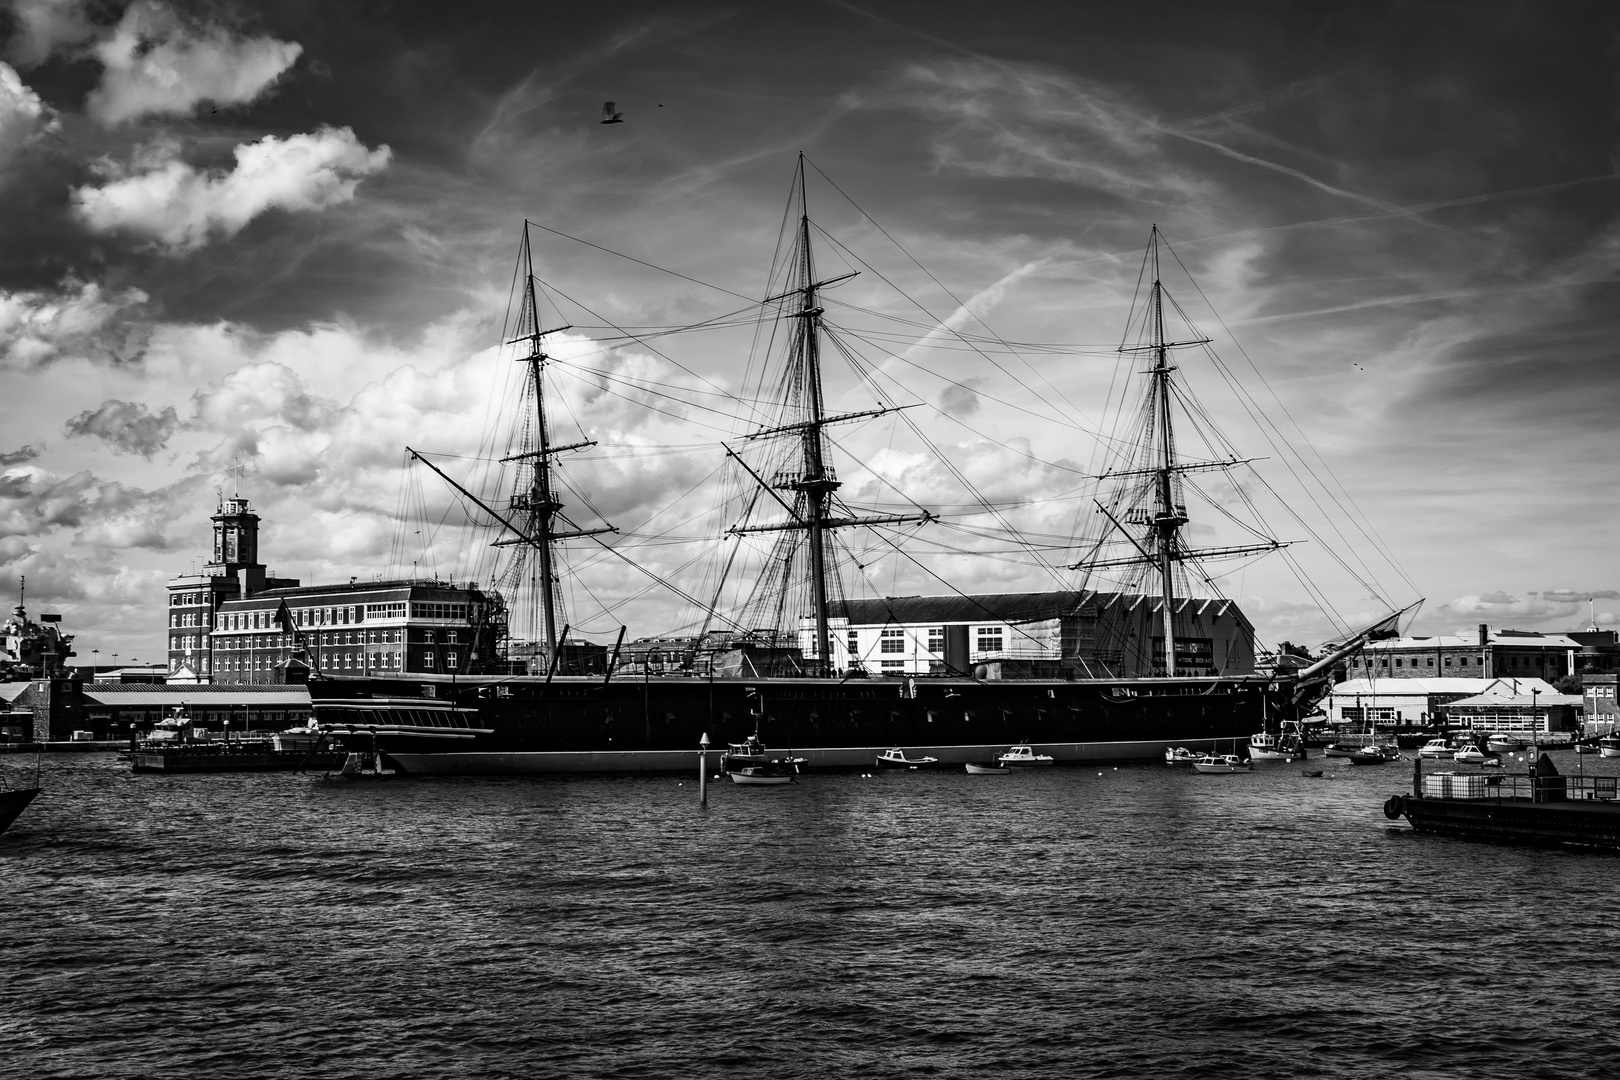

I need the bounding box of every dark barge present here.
[1384,754,1620,850]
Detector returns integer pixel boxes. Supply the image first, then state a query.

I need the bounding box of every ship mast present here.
[1072,227,1286,676]
[1148,239,1187,674]
[729,156,933,674]
[496,227,615,663]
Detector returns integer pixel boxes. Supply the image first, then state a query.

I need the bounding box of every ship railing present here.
[1419,772,1619,802]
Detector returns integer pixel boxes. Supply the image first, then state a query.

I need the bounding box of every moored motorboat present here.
[729,765,795,785]
[1453,746,1490,765]
[1165,746,1200,765]
[876,748,939,769]
[997,744,1055,767]
[1599,736,1620,760]
[1249,720,1306,761]
[1418,738,1456,760]
[1485,733,1524,754]
[1192,753,1251,774]
[1347,744,1400,766]
[965,761,1011,775]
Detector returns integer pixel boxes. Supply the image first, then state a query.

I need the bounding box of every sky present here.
[2,0,1618,665]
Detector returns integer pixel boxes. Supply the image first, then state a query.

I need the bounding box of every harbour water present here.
[4,752,1619,1078]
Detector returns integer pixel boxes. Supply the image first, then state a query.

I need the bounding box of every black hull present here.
[310,672,1309,775]
[0,787,41,835]
[130,750,348,774]
[1388,793,1620,850]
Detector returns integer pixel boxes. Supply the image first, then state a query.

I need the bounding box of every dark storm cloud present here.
[63,398,178,455]
[0,443,41,465]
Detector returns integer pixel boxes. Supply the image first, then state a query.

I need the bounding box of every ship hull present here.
[311,672,1308,776]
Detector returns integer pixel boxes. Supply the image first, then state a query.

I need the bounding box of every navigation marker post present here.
[699,732,709,808]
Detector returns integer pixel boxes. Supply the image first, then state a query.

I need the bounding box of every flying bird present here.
[601,101,624,124]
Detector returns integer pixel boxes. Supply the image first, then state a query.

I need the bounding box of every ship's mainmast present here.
[729,156,933,673]
[1072,227,1284,676]
[496,228,616,662]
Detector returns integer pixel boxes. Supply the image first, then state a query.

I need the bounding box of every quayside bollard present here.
[699,732,709,808]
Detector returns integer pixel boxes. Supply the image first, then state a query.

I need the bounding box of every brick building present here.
[1341,625,1593,682]
[167,489,505,684]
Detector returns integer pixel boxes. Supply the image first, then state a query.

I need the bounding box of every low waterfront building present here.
[1445,687,1582,738]
[812,590,1256,678]
[1325,677,1558,734]
[7,679,311,742]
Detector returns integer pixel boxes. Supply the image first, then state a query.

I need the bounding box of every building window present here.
[846,631,858,657]
[976,628,1003,654]
[424,652,435,669]
[881,660,903,672]
[447,652,458,669]
[927,627,944,653]
[881,629,904,654]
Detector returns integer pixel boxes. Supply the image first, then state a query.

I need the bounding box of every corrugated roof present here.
[82,684,310,706]
[1331,677,1557,696]
[1365,632,1581,650]
[1448,693,1582,707]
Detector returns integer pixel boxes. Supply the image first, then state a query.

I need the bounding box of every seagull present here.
[601,101,624,124]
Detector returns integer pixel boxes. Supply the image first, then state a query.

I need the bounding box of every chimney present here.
[1478,623,1488,648]
[239,568,252,600]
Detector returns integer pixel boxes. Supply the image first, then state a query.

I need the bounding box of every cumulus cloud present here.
[0,279,150,369]
[2,0,97,68]
[63,399,180,456]
[0,444,41,465]
[71,126,392,253]
[0,59,55,155]
[84,1,302,125]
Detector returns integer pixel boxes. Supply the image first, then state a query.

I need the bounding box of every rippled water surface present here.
[4,751,1620,1078]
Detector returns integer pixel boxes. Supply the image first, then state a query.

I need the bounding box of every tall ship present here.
[311,159,1411,773]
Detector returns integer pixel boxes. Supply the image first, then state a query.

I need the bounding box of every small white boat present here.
[965,761,1011,775]
[1192,754,1251,774]
[997,744,1055,766]
[1249,722,1305,761]
[876,748,939,769]
[729,766,795,785]
[1165,746,1200,765]
[1453,746,1490,765]
[1485,733,1523,754]
[1599,736,1620,760]
[1418,738,1456,759]
[1347,744,1400,766]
